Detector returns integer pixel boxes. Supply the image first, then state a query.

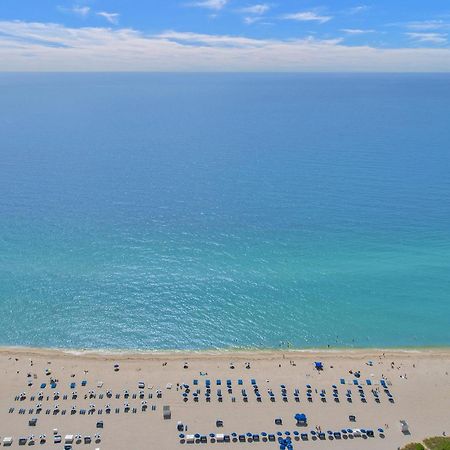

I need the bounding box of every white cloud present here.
[348,5,370,15]
[156,30,272,47]
[58,5,91,17]
[187,0,228,10]
[341,28,375,34]
[405,20,449,31]
[72,6,91,17]
[282,12,332,24]
[1,21,450,72]
[407,32,447,44]
[97,12,120,24]
[239,4,271,15]
[243,16,262,24]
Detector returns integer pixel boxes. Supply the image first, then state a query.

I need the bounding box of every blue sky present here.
[1,0,450,71]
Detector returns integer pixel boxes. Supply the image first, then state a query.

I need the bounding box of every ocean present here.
[0,73,449,350]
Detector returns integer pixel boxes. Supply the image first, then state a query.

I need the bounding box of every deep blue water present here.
[0,73,449,350]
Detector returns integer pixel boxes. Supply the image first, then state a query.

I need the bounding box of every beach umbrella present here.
[179,434,184,439]
[310,430,316,435]
[378,428,384,433]
[261,432,267,436]
[277,431,283,436]
[194,433,200,438]
[285,431,290,435]
[209,433,215,438]
[231,433,237,437]
[327,430,333,435]
[246,433,252,437]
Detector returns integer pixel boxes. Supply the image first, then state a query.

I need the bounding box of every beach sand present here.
[1,348,449,449]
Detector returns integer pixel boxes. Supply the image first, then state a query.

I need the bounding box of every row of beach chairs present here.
[179,427,385,445]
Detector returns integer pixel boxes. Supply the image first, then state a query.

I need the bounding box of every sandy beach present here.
[1,347,449,449]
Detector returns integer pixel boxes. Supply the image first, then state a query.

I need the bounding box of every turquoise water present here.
[0,73,450,350]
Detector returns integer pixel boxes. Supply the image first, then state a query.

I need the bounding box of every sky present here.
[1,0,450,71]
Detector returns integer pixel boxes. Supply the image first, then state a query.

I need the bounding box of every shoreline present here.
[2,344,450,360]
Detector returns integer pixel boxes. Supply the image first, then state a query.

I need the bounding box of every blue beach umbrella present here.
[261,432,267,436]
[277,431,283,436]
[179,434,185,439]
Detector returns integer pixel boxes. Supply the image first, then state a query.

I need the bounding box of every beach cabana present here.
[185,435,195,443]
[216,434,225,442]
[163,405,171,420]
[295,413,307,425]
[64,435,74,444]
[3,437,13,446]
[400,420,409,434]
